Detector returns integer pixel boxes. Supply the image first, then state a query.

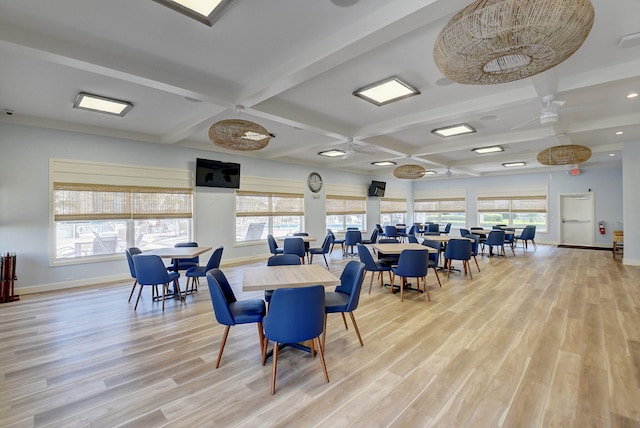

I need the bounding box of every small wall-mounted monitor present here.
[195,158,241,189]
[368,180,386,197]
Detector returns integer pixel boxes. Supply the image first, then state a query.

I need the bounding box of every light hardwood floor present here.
[1,244,640,427]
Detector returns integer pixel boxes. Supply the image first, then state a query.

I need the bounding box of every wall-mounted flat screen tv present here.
[368,180,386,197]
[195,158,241,189]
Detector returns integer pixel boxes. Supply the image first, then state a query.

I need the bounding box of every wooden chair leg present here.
[423,276,431,301]
[322,314,328,349]
[467,261,473,279]
[368,270,375,294]
[262,337,268,366]
[473,256,480,272]
[431,268,442,287]
[271,341,279,395]
[322,254,329,269]
[215,325,230,368]
[316,337,329,383]
[128,280,137,302]
[341,312,348,330]
[161,282,166,311]
[349,312,364,346]
[134,285,144,310]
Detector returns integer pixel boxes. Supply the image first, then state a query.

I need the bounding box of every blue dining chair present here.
[485,230,506,257]
[262,285,329,394]
[327,229,344,254]
[309,233,334,268]
[357,244,392,294]
[283,237,306,264]
[444,238,473,278]
[467,234,481,273]
[344,229,362,257]
[264,254,302,306]
[185,246,224,294]
[293,232,310,260]
[407,235,419,244]
[132,254,181,311]
[440,223,452,235]
[206,269,266,368]
[361,228,378,245]
[168,242,199,272]
[391,249,430,302]
[515,225,537,250]
[126,247,142,303]
[421,239,443,287]
[323,260,366,348]
[267,234,284,255]
[384,226,399,240]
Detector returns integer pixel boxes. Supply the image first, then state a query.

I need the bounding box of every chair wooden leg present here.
[316,337,330,383]
[322,254,329,269]
[322,314,328,349]
[310,254,314,264]
[467,261,473,279]
[134,285,144,310]
[400,277,405,302]
[271,341,279,395]
[257,322,264,357]
[128,280,137,302]
[349,312,364,346]
[432,268,442,287]
[447,260,452,278]
[423,276,431,301]
[262,337,268,366]
[368,270,375,294]
[473,256,480,272]
[341,312,348,330]
[216,325,230,369]
[161,283,166,311]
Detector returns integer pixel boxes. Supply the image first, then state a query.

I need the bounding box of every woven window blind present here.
[477,195,546,213]
[236,191,304,217]
[380,198,407,214]
[326,195,366,215]
[53,183,193,221]
[414,197,465,213]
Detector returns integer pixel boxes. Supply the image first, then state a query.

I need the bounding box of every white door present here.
[560,193,594,246]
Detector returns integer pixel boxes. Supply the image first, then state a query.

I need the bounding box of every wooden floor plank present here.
[1,245,640,427]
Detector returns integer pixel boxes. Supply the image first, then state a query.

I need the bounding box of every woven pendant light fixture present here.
[393,164,427,179]
[208,107,271,151]
[537,144,591,165]
[433,0,595,85]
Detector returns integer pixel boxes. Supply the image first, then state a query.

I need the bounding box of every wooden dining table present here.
[143,246,212,298]
[242,264,339,292]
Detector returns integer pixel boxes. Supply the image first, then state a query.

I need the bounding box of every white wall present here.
[0,122,629,294]
[623,141,640,265]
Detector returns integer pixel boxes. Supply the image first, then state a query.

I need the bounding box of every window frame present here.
[325,195,366,232]
[235,191,305,244]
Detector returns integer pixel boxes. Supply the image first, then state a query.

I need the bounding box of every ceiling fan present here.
[512,94,566,129]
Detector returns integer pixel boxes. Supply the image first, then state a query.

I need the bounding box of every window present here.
[414,197,466,228]
[54,183,193,260]
[477,185,547,231]
[51,159,193,263]
[326,196,366,232]
[235,191,304,243]
[380,198,407,226]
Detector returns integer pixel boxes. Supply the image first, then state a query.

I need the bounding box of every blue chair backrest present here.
[467,234,480,255]
[205,246,224,271]
[521,225,536,239]
[126,247,142,278]
[421,240,440,265]
[206,269,237,326]
[444,239,472,261]
[133,254,173,286]
[293,232,309,237]
[407,235,419,244]
[485,230,506,246]
[345,230,362,246]
[395,249,429,277]
[460,228,470,237]
[172,242,199,267]
[427,223,440,233]
[408,225,417,236]
[384,226,398,238]
[267,254,302,266]
[443,223,452,233]
[335,261,365,312]
[267,234,279,254]
[504,228,515,243]
[356,244,378,270]
[283,237,305,257]
[320,233,334,252]
[378,238,400,244]
[265,286,325,343]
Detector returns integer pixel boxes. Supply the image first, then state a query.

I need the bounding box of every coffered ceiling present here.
[1,0,639,179]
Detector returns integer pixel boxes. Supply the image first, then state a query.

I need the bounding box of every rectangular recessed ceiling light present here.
[371,161,397,166]
[424,170,438,175]
[432,123,476,138]
[502,162,526,167]
[353,76,420,106]
[152,0,237,26]
[73,93,133,117]
[472,145,504,154]
[318,149,346,158]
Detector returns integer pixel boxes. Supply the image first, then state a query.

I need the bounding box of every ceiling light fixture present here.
[502,162,526,168]
[371,161,397,167]
[208,106,271,151]
[73,92,133,117]
[152,0,237,26]
[393,164,427,179]
[433,0,595,85]
[472,145,504,154]
[432,123,476,138]
[537,144,592,166]
[609,153,616,157]
[424,170,438,175]
[627,92,639,99]
[318,149,347,158]
[616,131,624,135]
[353,76,420,106]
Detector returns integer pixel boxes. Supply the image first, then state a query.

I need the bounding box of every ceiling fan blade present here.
[511,116,539,130]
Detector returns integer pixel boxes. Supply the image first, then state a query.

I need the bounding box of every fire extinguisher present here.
[599,221,605,235]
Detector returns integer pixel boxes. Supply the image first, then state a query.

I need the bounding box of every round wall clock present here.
[307,172,323,193]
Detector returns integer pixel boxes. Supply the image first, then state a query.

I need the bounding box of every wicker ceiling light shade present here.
[537,144,591,165]
[208,119,270,151]
[393,164,427,179]
[433,0,595,85]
